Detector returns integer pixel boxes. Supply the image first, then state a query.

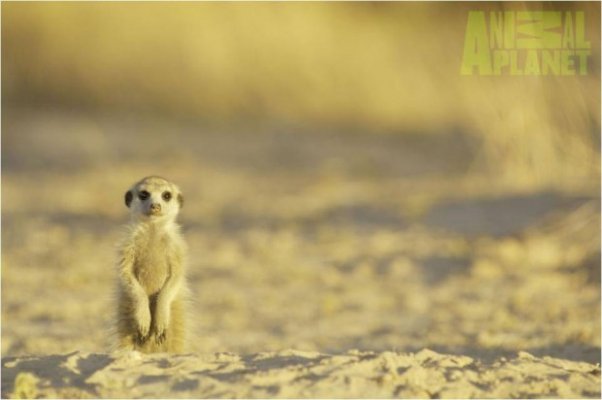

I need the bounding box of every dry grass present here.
[2,2,600,189]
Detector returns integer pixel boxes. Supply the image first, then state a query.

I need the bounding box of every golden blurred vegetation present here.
[2,2,600,190]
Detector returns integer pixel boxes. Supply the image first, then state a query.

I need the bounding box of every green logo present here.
[461,11,591,76]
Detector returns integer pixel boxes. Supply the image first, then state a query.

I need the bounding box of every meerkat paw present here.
[154,307,170,344]
[135,305,151,341]
[155,330,167,344]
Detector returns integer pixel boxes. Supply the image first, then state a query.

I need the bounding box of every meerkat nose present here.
[150,203,161,212]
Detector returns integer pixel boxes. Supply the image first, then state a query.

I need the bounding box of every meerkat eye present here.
[162,191,172,202]
[138,190,150,201]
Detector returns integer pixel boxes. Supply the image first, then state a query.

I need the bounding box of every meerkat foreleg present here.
[129,276,152,343]
[153,258,183,344]
[119,250,152,342]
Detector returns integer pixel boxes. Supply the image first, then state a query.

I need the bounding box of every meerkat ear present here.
[177,193,184,208]
[125,190,133,208]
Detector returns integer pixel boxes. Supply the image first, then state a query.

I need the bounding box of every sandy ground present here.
[2,349,600,398]
[2,108,600,398]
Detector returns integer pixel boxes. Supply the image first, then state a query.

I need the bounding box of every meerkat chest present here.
[133,231,172,295]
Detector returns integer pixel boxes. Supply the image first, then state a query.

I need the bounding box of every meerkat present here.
[115,176,188,353]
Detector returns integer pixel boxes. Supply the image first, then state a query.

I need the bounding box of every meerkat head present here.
[124,176,183,222]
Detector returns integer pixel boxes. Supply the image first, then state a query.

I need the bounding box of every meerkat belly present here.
[134,236,170,295]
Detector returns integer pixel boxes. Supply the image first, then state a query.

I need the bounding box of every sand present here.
[3,349,600,398]
[2,108,600,398]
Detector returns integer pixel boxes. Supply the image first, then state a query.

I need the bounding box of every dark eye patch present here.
[138,190,150,201]
[162,191,172,202]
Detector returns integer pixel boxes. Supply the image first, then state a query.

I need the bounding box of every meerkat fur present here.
[115,176,188,353]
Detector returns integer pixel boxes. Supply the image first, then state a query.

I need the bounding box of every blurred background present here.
[2,2,600,363]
